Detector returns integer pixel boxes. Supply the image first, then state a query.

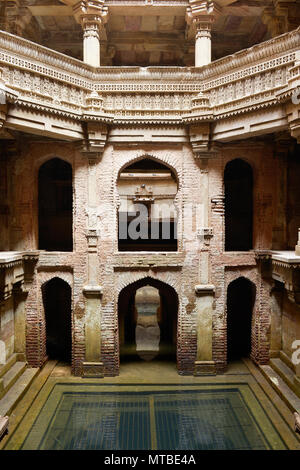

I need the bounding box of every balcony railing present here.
[0,26,299,126]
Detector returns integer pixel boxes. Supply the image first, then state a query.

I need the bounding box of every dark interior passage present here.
[38,158,73,251]
[227,277,256,361]
[118,278,178,364]
[42,278,72,363]
[224,159,253,251]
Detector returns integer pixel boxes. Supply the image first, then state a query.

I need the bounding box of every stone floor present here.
[1,359,300,450]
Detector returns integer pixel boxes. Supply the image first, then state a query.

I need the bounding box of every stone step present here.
[0,354,18,379]
[260,364,300,414]
[0,362,27,400]
[0,368,39,417]
[270,358,299,396]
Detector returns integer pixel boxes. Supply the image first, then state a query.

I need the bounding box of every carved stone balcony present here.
[0,26,299,146]
[256,250,300,305]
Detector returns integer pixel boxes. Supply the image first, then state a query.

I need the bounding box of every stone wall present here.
[5,135,298,376]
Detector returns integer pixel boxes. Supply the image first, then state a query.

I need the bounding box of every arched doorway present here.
[227,277,256,361]
[118,278,178,366]
[42,278,72,363]
[224,159,253,251]
[117,158,178,252]
[38,158,73,251]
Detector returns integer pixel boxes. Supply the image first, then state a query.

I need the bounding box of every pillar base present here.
[82,361,104,378]
[194,360,216,376]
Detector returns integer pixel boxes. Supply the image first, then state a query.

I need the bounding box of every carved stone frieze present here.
[0,26,298,139]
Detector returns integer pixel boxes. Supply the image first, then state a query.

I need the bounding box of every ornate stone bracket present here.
[0,251,39,301]
[78,122,108,159]
[256,250,300,305]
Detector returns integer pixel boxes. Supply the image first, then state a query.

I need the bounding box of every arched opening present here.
[42,278,72,363]
[117,158,178,251]
[224,159,253,251]
[38,158,73,251]
[227,277,256,361]
[118,278,178,366]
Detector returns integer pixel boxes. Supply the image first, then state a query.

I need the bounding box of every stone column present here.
[186,0,221,67]
[82,153,104,377]
[73,0,108,67]
[82,18,101,67]
[194,284,216,375]
[296,228,300,256]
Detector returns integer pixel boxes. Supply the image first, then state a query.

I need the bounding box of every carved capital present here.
[73,0,108,31]
[186,0,221,32]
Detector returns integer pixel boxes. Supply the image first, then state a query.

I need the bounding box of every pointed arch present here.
[118,276,179,365]
[42,277,72,362]
[226,276,256,361]
[117,157,178,251]
[38,157,73,251]
[224,158,253,251]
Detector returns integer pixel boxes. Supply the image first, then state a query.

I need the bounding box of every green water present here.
[21,384,286,450]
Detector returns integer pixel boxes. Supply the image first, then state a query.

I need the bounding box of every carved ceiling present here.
[0,0,299,65]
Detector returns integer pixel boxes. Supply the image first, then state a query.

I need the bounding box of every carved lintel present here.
[81,361,104,378]
[195,284,215,295]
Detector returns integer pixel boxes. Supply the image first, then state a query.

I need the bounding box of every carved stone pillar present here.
[194,284,216,375]
[81,153,104,377]
[186,0,221,67]
[73,0,108,67]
